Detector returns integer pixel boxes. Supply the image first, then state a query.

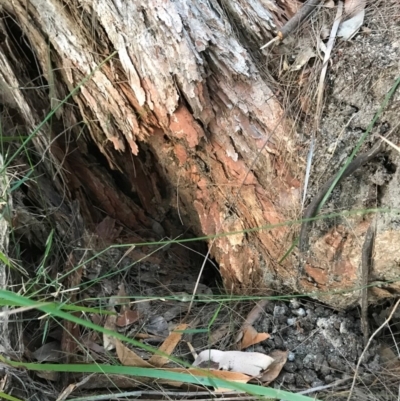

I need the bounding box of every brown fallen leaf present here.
[114,282,132,315]
[103,312,117,351]
[61,253,83,364]
[81,333,106,355]
[115,339,153,368]
[149,323,188,367]
[379,344,400,372]
[168,368,251,383]
[209,323,231,344]
[244,300,269,326]
[90,313,103,326]
[261,350,288,384]
[116,309,140,327]
[56,375,92,401]
[239,325,270,350]
[36,370,59,381]
[95,216,121,244]
[235,300,269,345]
[133,333,165,343]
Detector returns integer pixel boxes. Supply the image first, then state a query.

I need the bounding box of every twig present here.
[260,0,324,49]
[315,1,343,125]
[68,391,259,401]
[360,220,376,346]
[301,1,342,217]
[297,376,352,395]
[347,298,400,401]
[302,135,315,208]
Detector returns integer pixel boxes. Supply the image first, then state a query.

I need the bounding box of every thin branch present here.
[347,298,400,401]
[261,0,324,49]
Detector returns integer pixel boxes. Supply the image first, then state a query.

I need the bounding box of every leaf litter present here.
[12,2,400,400]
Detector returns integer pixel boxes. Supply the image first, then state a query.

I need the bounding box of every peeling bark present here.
[1,0,399,307]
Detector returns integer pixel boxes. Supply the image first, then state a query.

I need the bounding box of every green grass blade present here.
[0,51,117,174]
[0,289,187,365]
[9,170,33,193]
[0,251,12,268]
[0,392,23,401]
[0,358,318,401]
[318,76,400,211]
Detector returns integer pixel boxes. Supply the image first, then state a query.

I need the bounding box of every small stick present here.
[360,221,376,346]
[261,0,324,49]
[347,298,400,401]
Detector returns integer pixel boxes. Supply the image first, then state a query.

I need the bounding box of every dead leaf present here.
[300,95,311,114]
[209,323,231,344]
[239,325,270,350]
[338,0,365,40]
[169,368,251,383]
[0,373,7,391]
[61,253,83,363]
[235,300,268,344]
[149,323,188,367]
[243,300,269,326]
[193,350,274,377]
[115,339,153,367]
[134,333,164,342]
[90,313,103,326]
[261,350,288,384]
[103,312,117,351]
[116,309,139,327]
[343,0,365,17]
[379,344,400,372]
[290,47,316,71]
[81,333,106,354]
[36,370,59,381]
[56,375,93,401]
[324,0,335,7]
[145,315,169,337]
[113,282,131,313]
[32,341,62,362]
[95,216,121,243]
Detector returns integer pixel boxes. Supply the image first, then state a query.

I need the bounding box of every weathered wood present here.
[1,0,399,308]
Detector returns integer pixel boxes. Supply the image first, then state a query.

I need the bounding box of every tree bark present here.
[1,0,399,308]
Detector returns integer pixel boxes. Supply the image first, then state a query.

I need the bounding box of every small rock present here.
[293,308,306,317]
[302,369,318,384]
[367,354,380,371]
[274,305,289,318]
[296,374,307,388]
[312,379,325,388]
[320,361,331,376]
[282,372,296,384]
[295,359,304,370]
[314,353,325,371]
[303,354,315,369]
[283,362,297,373]
[327,354,344,370]
[274,336,284,347]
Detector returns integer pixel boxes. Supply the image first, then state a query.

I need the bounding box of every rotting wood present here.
[0,0,300,294]
[1,1,400,308]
